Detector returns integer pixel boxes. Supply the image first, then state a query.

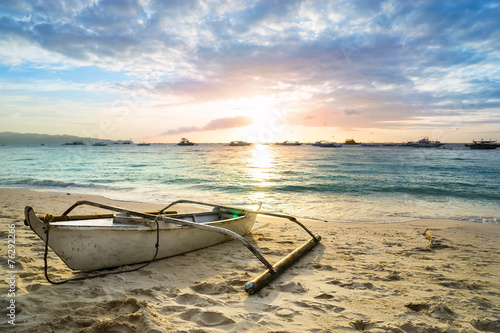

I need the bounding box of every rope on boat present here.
[42,217,161,285]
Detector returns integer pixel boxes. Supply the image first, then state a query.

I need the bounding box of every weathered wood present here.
[245,235,321,295]
[39,211,177,222]
[422,229,446,248]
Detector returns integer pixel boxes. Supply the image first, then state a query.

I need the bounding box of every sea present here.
[1,143,499,225]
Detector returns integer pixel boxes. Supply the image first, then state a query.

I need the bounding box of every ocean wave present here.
[14,178,106,189]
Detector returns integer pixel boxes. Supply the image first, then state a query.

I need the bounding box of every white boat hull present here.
[25,207,256,271]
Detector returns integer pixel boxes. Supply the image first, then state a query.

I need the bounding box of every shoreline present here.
[2,185,499,226]
[1,188,500,332]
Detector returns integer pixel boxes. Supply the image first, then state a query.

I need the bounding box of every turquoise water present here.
[1,143,499,224]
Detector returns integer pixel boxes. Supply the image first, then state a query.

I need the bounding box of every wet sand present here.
[1,188,499,332]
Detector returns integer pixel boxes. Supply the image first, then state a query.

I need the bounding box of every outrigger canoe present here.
[25,200,321,294]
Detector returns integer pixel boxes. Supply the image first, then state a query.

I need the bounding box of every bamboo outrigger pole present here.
[245,234,321,294]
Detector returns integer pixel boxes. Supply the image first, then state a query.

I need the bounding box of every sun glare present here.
[237,96,281,125]
[248,144,274,184]
[234,96,286,143]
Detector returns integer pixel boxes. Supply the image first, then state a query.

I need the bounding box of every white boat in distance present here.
[24,200,321,294]
[413,137,444,148]
[229,140,252,146]
[313,140,342,148]
[276,141,302,146]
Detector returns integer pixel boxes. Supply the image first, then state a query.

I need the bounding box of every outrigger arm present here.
[60,200,322,294]
[160,200,322,294]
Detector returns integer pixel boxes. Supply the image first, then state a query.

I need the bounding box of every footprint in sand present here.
[127,288,158,299]
[470,296,496,309]
[406,302,455,322]
[349,319,372,331]
[190,281,238,295]
[326,279,376,290]
[275,308,295,317]
[294,300,345,314]
[314,293,335,300]
[159,305,186,314]
[470,318,500,332]
[175,293,221,306]
[275,281,307,293]
[311,263,336,271]
[179,308,235,327]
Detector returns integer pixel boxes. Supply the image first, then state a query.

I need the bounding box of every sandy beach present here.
[1,188,499,332]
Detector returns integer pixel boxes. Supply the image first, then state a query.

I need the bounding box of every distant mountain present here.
[0,132,117,145]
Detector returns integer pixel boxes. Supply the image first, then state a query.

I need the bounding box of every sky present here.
[1,0,499,143]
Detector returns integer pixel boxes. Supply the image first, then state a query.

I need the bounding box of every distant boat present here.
[92,142,107,146]
[465,139,498,150]
[177,138,195,146]
[137,143,150,146]
[313,140,342,148]
[344,139,359,145]
[229,141,251,146]
[361,143,380,147]
[63,141,85,145]
[312,140,326,146]
[413,137,444,148]
[276,141,302,146]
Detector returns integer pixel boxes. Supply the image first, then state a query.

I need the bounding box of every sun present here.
[228,96,287,142]
[243,96,284,130]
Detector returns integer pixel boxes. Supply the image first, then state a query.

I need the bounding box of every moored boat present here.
[276,141,302,146]
[465,139,498,149]
[412,137,444,148]
[313,140,342,148]
[24,200,321,294]
[63,140,85,145]
[229,140,251,146]
[177,138,195,146]
[344,139,359,145]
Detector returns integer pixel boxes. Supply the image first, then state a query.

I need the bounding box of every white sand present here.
[1,188,499,332]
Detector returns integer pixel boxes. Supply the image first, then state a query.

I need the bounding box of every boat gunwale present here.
[29,210,252,231]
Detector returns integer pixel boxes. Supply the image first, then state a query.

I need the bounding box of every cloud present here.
[1,0,499,138]
[163,115,254,135]
[344,110,360,115]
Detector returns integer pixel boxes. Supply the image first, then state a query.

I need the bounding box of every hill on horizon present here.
[0,132,117,145]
